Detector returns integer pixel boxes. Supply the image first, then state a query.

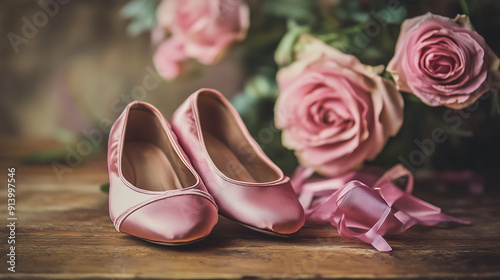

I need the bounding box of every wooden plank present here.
[0,159,499,279]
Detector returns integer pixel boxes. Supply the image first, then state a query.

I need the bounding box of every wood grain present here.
[0,154,499,279]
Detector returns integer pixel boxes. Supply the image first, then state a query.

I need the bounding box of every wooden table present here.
[1,145,499,279]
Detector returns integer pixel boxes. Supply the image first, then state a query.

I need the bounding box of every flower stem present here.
[460,0,470,16]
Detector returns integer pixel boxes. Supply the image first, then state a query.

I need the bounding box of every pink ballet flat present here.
[172,89,305,236]
[107,101,218,245]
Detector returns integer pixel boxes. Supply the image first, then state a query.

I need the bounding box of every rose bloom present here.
[275,34,404,177]
[153,0,249,79]
[387,12,500,109]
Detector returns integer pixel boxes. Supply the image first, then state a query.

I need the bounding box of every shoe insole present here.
[122,142,183,191]
[203,132,257,183]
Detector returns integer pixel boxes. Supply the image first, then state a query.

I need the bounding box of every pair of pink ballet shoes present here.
[107,88,305,245]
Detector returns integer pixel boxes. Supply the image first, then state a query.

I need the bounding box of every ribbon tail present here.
[411,212,470,226]
[393,192,470,227]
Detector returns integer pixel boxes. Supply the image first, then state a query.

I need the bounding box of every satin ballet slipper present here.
[107,101,218,245]
[172,88,305,236]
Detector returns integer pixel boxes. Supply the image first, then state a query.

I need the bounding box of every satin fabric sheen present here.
[172,88,305,235]
[107,101,218,244]
[292,164,469,251]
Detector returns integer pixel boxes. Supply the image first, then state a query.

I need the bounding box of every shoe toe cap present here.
[224,186,305,235]
[119,194,218,244]
[268,203,305,235]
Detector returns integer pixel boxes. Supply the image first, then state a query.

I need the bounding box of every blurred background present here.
[1,0,500,188]
[0,0,246,154]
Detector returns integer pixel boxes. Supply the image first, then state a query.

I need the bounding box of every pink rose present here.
[387,12,500,109]
[153,0,249,79]
[153,37,187,80]
[275,34,404,177]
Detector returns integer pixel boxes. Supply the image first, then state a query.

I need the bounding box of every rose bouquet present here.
[121,0,500,251]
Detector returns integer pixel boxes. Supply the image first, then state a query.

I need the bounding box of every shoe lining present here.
[122,142,183,191]
[121,105,196,191]
[197,92,281,183]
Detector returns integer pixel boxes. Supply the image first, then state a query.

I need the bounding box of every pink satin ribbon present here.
[292,164,470,252]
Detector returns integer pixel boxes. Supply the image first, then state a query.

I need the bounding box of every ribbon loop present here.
[293,164,470,252]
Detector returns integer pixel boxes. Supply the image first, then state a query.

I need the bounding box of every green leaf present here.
[383,71,393,80]
[407,94,423,103]
[246,76,278,98]
[100,182,110,194]
[120,0,147,18]
[382,7,407,24]
[262,0,316,24]
[275,20,311,66]
[335,1,367,23]
[120,0,159,36]
[351,11,370,23]
[127,17,156,36]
